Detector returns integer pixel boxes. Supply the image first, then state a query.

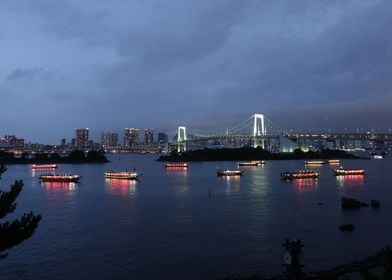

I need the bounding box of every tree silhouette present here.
[0,164,41,258]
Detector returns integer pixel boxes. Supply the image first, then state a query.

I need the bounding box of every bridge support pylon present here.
[177,126,187,153]
[253,114,266,148]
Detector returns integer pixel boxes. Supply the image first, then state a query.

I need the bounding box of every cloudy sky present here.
[1,0,391,143]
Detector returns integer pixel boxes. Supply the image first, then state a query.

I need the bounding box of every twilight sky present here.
[1,0,392,144]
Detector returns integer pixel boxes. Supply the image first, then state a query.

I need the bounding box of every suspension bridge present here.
[172,113,289,152]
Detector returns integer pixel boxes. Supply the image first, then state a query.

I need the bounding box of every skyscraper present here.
[111,133,118,147]
[75,128,89,150]
[124,128,139,147]
[101,132,112,147]
[144,129,154,146]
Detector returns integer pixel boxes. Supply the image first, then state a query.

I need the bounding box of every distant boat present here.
[31,164,59,170]
[327,159,340,164]
[281,170,319,180]
[165,162,188,168]
[304,160,325,165]
[104,171,139,180]
[238,160,265,166]
[373,155,383,159]
[39,174,81,182]
[333,168,365,176]
[217,169,243,177]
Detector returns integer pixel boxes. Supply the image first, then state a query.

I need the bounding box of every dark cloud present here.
[1,0,391,143]
[6,68,43,82]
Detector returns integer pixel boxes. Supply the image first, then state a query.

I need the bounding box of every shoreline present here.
[225,246,391,280]
[0,150,110,165]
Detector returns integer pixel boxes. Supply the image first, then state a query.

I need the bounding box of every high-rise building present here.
[75,128,89,150]
[101,132,112,147]
[1,135,25,149]
[124,128,139,147]
[111,133,118,146]
[61,138,66,147]
[157,132,168,144]
[144,129,154,145]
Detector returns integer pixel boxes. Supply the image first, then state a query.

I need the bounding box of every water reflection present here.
[165,167,188,177]
[291,178,318,192]
[31,169,56,177]
[336,175,365,188]
[249,166,271,196]
[219,176,241,194]
[41,181,77,193]
[105,178,137,196]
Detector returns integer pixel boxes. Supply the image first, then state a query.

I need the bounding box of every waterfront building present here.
[0,135,25,149]
[101,132,112,147]
[111,133,118,146]
[75,128,89,150]
[124,128,139,147]
[144,129,154,145]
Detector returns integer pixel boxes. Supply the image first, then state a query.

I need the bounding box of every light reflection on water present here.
[2,156,392,280]
[336,175,365,188]
[104,178,138,196]
[31,169,56,177]
[165,167,188,176]
[291,178,319,192]
[219,175,241,194]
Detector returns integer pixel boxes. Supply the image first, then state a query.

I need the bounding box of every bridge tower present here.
[177,126,187,153]
[253,114,266,148]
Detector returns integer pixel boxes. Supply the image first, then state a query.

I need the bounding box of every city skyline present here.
[1,1,392,143]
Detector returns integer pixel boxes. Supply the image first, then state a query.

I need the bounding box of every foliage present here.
[86,150,107,162]
[0,164,41,258]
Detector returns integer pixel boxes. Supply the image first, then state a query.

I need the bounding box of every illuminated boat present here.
[217,169,243,177]
[373,155,383,159]
[104,171,139,180]
[238,160,265,166]
[39,174,81,182]
[333,168,365,176]
[304,160,325,165]
[281,170,319,180]
[165,163,188,168]
[327,159,340,164]
[31,164,59,170]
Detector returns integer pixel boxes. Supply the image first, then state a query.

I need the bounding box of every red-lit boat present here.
[39,174,81,182]
[333,168,365,176]
[31,164,59,170]
[281,170,319,180]
[104,171,139,180]
[165,162,188,168]
[238,160,265,166]
[217,169,243,177]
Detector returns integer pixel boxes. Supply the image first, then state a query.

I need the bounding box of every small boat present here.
[104,171,139,180]
[333,168,365,176]
[165,162,188,168]
[39,174,81,182]
[327,159,340,164]
[373,155,383,159]
[281,170,319,180]
[238,160,265,166]
[217,169,243,177]
[304,160,325,165]
[31,164,59,170]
